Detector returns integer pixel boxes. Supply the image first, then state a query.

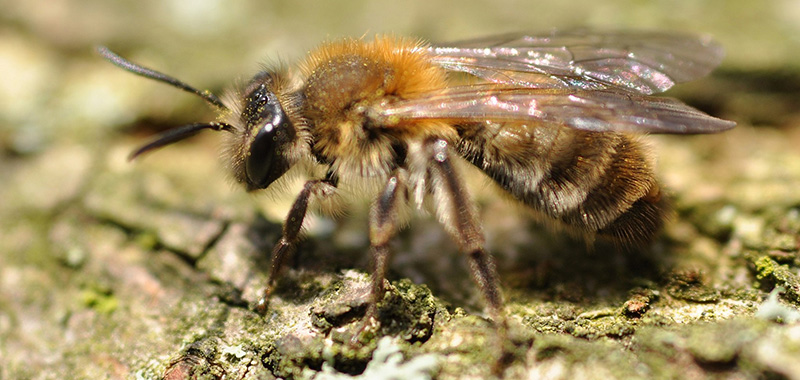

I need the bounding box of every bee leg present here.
[255,179,336,314]
[425,138,504,320]
[425,138,512,370]
[360,170,408,333]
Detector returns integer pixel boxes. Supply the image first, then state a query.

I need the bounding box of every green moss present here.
[301,337,440,380]
[262,276,444,379]
[133,231,159,251]
[684,322,759,364]
[665,270,721,303]
[79,282,118,314]
[570,316,636,339]
[632,320,771,379]
[751,255,800,304]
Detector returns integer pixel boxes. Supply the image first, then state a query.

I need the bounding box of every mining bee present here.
[99,30,734,335]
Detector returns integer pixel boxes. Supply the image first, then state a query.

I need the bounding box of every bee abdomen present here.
[559,136,669,245]
[456,123,669,246]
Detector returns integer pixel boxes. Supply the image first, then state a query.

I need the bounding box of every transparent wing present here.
[374,84,735,134]
[427,30,726,95]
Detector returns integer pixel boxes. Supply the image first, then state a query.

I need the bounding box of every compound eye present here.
[242,82,269,127]
[243,85,295,189]
[245,101,294,189]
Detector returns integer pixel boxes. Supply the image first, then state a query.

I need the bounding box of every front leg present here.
[255,179,337,314]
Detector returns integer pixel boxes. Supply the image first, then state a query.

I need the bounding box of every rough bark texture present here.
[2,1,800,379]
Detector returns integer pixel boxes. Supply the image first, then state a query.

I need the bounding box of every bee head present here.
[98,47,301,192]
[226,72,299,191]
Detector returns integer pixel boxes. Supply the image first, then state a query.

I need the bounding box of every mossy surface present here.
[2,1,800,379]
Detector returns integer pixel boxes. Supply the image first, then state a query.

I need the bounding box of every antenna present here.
[97,46,228,110]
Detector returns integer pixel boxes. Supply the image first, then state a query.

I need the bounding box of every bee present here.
[99,30,734,330]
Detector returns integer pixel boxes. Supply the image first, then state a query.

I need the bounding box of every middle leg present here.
[364,169,409,323]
